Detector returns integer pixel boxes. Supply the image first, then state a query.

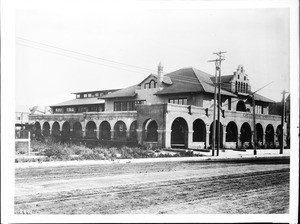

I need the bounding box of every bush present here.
[16,139,200,163]
[15,142,29,155]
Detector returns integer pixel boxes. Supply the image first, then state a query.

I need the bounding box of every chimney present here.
[157,62,164,89]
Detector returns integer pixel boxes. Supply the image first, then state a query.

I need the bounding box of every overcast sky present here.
[15,0,292,108]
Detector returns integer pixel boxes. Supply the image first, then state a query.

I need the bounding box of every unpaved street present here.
[15,159,289,214]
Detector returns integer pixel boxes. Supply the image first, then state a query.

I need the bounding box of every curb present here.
[15,153,290,168]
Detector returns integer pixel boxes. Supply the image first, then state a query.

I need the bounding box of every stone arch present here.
[52,122,60,137]
[73,122,83,138]
[209,120,223,148]
[129,120,138,141]
[61,121,71,141]
[236,100,246,112]
[256,123,264,148]
[85,121,97,139]
[193,119,206,142]
[240,122,252,148]
[265,124,275,148]
[171,117,188,148]
[34,122,42,139]
[114,120,127,141]
[99,121,111,140]
[42,122,50,137]
[226,121,238,147]
[142,119,158,142]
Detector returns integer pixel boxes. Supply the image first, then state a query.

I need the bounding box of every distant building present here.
[29,63,287,149]
[15,105,30,129]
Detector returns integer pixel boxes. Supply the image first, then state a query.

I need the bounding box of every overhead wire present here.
[16,36,157,73]
[17,42,150,75]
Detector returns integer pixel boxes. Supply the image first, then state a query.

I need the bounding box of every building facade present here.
[29,63,287,149]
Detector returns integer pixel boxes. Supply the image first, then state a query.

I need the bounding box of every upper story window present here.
[114,100,146,111]
[76,94,81,99]
[55,108,63,113]
[144,79,157,89]
[78,107,87,113]
[66,107,75,113]
[255,105,263,114]
[169,98,188,105]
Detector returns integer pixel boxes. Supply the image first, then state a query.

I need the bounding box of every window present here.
[255,105,263,114]
[76,94,81,99]
[66,107,75,112]
[121,102,127,111]
[83,93,87,98]
[95,92,100,97]
[89,106,98,112]
[238,75,240,79]
[55,108,63,113]
[144,80,157,89]
[128,101,135,111]
[114,100,145,111]
[244,76,246,81]
[88,93,92,97]
[169,98,188,105]
[78,107,87,113]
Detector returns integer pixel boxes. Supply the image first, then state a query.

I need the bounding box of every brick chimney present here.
[157,62,163,89]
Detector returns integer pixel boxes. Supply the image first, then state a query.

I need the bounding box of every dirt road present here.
[15,159,289,214]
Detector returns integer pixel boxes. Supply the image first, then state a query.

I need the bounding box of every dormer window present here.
[144,79,157,89]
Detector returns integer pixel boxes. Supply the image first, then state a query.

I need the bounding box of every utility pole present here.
[251,94,257,155]
[211,68,218,156]
[280,90,286,154]
[209,51,226,156]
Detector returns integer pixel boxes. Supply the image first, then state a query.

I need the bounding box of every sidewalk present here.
[15,149,290,168]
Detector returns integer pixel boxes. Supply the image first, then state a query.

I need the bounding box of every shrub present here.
[15,142,29,155]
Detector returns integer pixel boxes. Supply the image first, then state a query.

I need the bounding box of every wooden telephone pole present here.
[280,90,287,154]
[208,51,226,156]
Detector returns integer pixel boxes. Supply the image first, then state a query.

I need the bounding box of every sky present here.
[14,0,292,109]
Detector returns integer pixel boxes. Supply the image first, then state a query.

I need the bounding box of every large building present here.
[29,63,287,149]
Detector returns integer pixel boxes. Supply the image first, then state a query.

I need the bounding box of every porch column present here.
[136,129,143,145]
[110,130,115,140]
[165,129,171,148]
[205,130,210,149]
[237,133,241,148]
[222,125,226,148]
[126,130,131,140]
[187,130,194,149]
[157,129,164,148]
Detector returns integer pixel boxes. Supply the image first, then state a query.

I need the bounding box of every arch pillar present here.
[157,129,164,148]
[206,130,210,149]
[187,130,194,149]
[237,133,241,148]
[110,130,115,140]
[136,129,143,145]
[165,129,171,148]
[222,125,226,148]
[126,130,131,139]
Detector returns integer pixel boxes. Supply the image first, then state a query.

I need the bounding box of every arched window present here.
[236,100,246,112]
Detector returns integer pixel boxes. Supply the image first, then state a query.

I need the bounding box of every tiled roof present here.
[252,92,275,103]
[155,67,236,97]
[100,85,139,99]
[211,75,234,84]
[51,98,105,107]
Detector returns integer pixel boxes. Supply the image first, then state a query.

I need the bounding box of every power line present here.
[16,42,150,75]
[16,36,157,72]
